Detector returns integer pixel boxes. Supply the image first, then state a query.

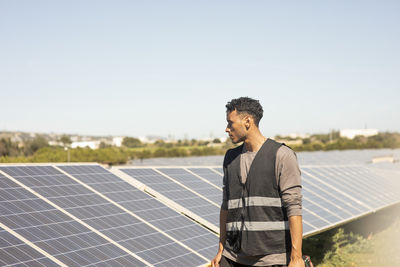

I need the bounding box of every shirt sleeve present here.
[275,145,302,217]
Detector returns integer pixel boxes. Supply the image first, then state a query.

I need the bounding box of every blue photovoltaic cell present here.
[157,168,222,205]
[301,171,369,215]
[120,168,220,227]
[213,168,223,175]
[0,166,205,267]
[187,168,223,189]
[302,179,356,219]
[304,167,384,209]
[297,149,398,166]
[345,166,400,204]
[57,165,218,260]
[300,164,400,236]
[302,220,316,235]
[301,208,329,229]
[302,197,338,224]
[0,227,58,267]
[302,188,344,223]
[321,166,392,207]
[0,169,146,267]
[304,177,360,216]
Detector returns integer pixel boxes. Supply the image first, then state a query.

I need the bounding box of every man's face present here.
[226,110,247,144]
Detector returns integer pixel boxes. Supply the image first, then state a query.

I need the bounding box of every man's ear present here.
[244,116,251,130]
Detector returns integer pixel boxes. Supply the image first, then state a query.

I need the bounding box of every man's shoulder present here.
[276,143,298,165]
[277,143,295,154]
[225,144,243,154]
[223,144,243,167]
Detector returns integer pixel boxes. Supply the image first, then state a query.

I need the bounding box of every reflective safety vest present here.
[223,139,291,256]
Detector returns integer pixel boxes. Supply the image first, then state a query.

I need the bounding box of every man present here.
[211,97,304,267]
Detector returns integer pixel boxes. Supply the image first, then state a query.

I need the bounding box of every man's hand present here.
[210,251,223,267]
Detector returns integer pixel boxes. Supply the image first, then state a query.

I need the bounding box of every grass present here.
[303,204,400,267]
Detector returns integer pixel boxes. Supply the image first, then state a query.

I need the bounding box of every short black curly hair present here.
[226,97,263,126]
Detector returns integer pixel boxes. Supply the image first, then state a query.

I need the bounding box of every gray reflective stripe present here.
[227,196,282,209]
[226,221,289,231]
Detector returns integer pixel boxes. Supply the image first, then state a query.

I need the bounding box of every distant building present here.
[340,129,378,139]
[71,141,100,149]
[48,141,63,146]
[288,133,310,139]
[112,137,124,147]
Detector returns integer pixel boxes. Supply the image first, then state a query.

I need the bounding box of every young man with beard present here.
[211,97,304,267]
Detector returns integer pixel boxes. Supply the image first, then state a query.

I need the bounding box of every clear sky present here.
[1,1,399,139]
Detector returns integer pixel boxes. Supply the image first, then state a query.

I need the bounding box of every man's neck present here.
[244,131,267,152]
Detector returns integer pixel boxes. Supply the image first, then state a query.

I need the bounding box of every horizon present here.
[1,128,396,141]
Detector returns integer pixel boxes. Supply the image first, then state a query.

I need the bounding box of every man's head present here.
[225,97,264,143]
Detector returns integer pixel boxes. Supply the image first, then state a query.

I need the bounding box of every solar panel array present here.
[0,165,217,267]
[58,165,218,261]
[129,148,400,166]
[120,164,400,237]
[119,168,220,229]
[0,169,147,267]
[0,148,399,266]
[0,227,58,266]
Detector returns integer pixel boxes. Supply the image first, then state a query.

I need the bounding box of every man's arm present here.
[211,208,227,267]
[288,215,304,267]
[276,146,304,267]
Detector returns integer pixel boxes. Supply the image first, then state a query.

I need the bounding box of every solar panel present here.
[0,227,59,266]
[120,164,400,238]
[185,168,223,190]
[128,148,400,167]
[120,168,220,229]
[57,164,218,260]
[157,168,222,205]
[0,169,147,266]
[1,148,399,265]
[0,166,206,267]
[300,164,400,235]
[297,148,400,165]
[304,166,389,209]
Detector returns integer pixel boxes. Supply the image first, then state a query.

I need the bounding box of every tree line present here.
[1,132,400,164]
[290,131,400,151]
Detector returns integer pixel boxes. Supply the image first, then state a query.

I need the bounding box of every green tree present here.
[0,138,19,157]
[137,149,152,161]
[59,135,72,147]
[24,136,49,155]
[153,148,167,157]
[213,138,221,143]
[122,137,143,148]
